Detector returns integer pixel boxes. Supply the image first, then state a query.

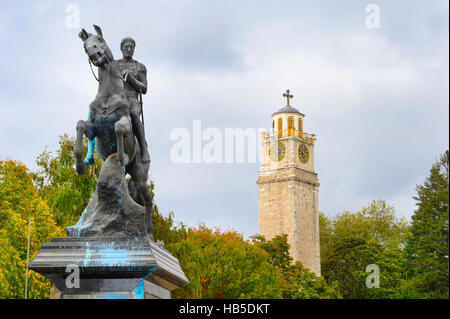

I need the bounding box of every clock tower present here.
[257,90,321,275]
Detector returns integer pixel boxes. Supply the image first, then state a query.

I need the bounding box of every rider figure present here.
[117,37,150,163]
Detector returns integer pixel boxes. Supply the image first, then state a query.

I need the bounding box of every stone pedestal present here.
[29,237,189,299]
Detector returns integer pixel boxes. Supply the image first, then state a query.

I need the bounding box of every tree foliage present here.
[252,234,342,299]
[405,150,449,298]
[320,200,409,298]
[1,135,448,300]
[33,134,102,229]
[0,160,63,299]
[167,226,283,299]
[322,237,404,298]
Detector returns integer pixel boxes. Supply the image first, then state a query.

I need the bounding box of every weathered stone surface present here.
[75,25,154,240]
[67,153,146,238]
[29,237,189,299]
[258,124,321,276]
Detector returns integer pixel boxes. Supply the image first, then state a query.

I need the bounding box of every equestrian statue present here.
[73,25,154,240]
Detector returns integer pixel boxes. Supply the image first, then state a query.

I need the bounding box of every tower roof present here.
[272,105,304,116]
[273,89,305,116]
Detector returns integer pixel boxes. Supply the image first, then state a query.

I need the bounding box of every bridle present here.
[88,58,99,82]
[88,50,126,82]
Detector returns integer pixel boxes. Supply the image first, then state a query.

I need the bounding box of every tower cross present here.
[283,89,294,106]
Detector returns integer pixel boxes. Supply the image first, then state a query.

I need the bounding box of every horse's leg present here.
[84,138,96,165]
[128,158,153,241]
[75,120,88,175]
[115,115,131,166]
[75,119,96,175]
[138,178,154,241]
[84,104,96,165]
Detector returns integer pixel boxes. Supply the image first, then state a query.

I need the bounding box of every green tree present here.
[320,200,409,298]
[251,234,292,271]
[319,212,334,267]
[405,150,449,298]
[33,134,102,228]
[0,160,64,298]
[323,200,409,249]
[283,263,341,299]
[322,237,404,298]
[167,226,283,299]
[252,234,342,299]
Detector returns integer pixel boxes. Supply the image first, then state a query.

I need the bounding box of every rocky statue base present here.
[29,237,188,299]
[66,153,147,238]
[29,154,189,299]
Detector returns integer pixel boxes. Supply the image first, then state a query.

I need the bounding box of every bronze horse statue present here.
[74,25,154,240]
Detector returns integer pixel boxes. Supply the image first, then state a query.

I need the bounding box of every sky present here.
[0,0,448,238]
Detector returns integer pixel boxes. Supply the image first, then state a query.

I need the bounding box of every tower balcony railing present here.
[261,129,316,143]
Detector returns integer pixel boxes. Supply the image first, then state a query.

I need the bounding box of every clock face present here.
[298,144,310,163]
[269,142,286,161]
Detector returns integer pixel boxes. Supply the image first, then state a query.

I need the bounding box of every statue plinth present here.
[29,237,189,299]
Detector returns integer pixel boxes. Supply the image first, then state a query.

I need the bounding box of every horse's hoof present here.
[76,162,86,175]
[84,157,94,166]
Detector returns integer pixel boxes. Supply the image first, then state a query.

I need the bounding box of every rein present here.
[88,58,99,82]
[88,54,126,82]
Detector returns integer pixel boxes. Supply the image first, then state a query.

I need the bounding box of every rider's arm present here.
[127,63,147,94]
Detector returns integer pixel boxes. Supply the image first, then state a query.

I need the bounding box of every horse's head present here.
[79,25,113,67]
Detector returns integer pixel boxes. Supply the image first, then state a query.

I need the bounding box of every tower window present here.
[298,118,304,138]
[288,117,294,136]
[278,117,283,137]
